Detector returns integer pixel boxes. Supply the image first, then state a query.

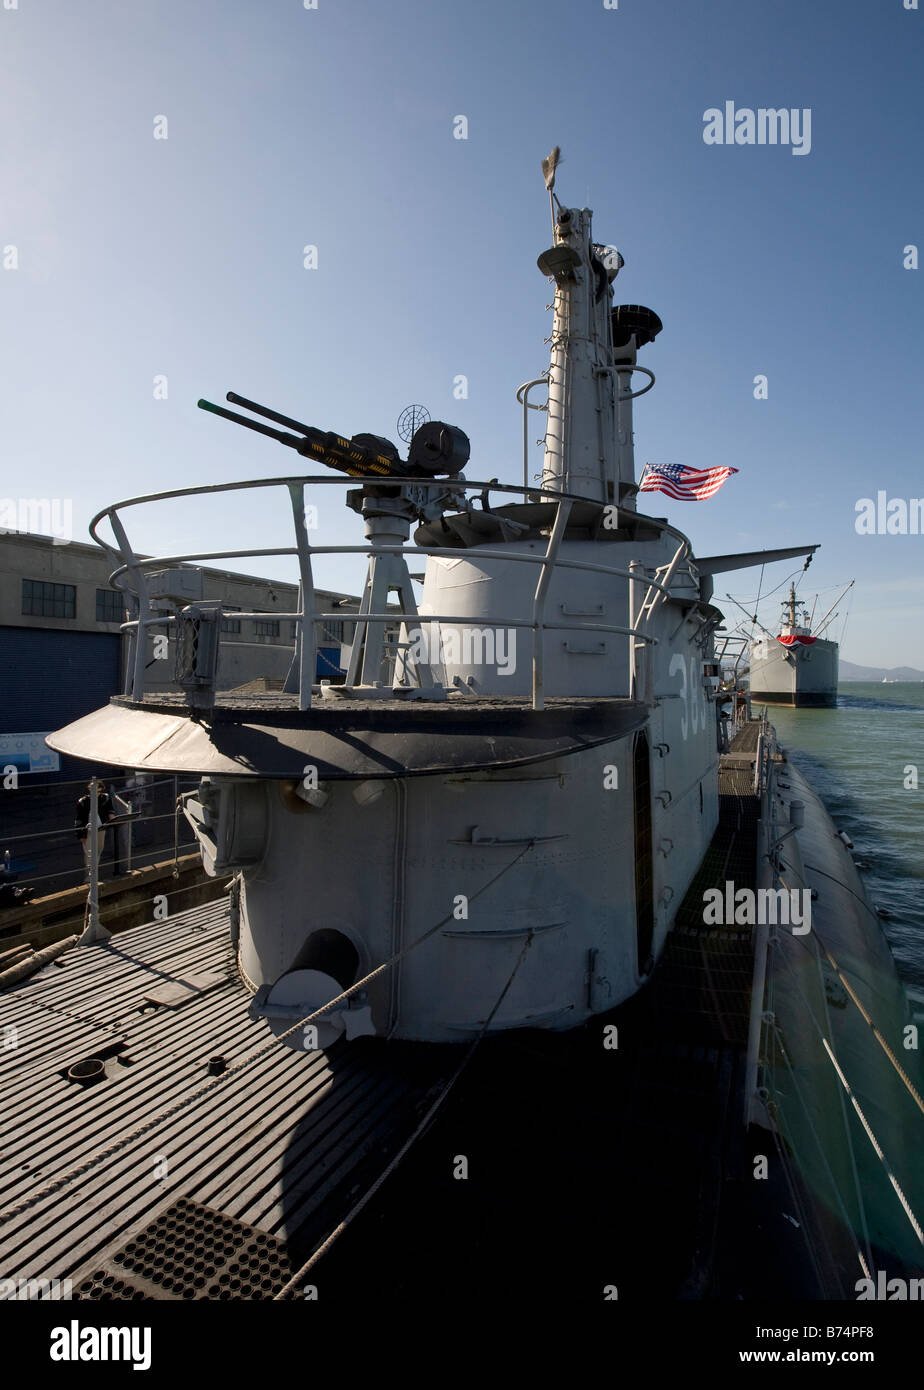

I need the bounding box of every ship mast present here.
[535,152,658,507]
[814,578,855,639]
[538,205,616,503]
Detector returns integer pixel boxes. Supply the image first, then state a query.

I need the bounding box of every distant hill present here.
[840,660,924,682]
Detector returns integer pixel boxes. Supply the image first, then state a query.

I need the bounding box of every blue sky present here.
[1,0,922,665]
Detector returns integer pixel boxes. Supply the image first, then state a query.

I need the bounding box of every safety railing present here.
[0,773,200,906]
[752,709,774,797]
[90,475,684,713]
[515,376,549,492]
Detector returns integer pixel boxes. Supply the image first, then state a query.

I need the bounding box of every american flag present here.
[638,462,739,500]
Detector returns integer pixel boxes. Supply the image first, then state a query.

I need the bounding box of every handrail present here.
[123,612,655,638]
[89,473,696,551]
[106,546,675,591]
[531,499,572,709]
[90,474,606,538]
[614,363,655,401]
[90,474,686,711]
[515,377,550,492]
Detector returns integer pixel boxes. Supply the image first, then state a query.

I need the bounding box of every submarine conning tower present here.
[45,148,820,1047]
[537,202,662,507]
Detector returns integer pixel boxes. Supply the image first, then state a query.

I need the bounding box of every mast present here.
[535,155,661,506]
[538,206,617,503]
[814,578,855,639]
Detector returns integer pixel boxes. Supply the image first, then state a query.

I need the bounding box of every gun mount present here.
[197,391,470,482]
[196,392,479,690]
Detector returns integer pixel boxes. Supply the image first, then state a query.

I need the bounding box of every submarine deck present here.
[0,902,455,1299]
[0,720,820,1301]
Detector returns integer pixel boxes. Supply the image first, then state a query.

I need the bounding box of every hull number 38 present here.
[669,653,708,739]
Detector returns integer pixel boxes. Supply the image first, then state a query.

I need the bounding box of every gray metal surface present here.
[46,695,650,778]
[75,1198,297,1300]
[0,903,450,1290]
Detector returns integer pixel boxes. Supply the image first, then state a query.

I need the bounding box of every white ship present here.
[749,582,851,708]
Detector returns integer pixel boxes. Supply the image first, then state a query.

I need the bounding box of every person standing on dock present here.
[74,781,115,881]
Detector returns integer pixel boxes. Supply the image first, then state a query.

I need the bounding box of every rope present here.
[267,840,535,1050]
[0,842,536,1226]
[837,583,854,648]
[272,929,536,1298]
[733,564,824,610]
[750,563,765,640]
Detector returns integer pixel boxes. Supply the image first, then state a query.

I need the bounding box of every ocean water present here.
[751,683,924,991]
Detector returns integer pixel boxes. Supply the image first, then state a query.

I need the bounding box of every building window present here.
[318,619,344,645]
[254,619,280,638]
[221,606,242,634]
[95,588,125,623]
[22,579,76,619]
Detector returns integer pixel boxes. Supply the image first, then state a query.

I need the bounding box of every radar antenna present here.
[397,404,430,446]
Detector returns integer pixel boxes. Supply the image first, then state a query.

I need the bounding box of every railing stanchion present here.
[629,559,642,700]
[108,511,154,701]
[288,483,316,710]
[531,498,572,710]
[79,777,111,945]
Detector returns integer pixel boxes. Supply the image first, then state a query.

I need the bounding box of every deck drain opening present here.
[66,1058,106,1086]
[61,1040,129,1086]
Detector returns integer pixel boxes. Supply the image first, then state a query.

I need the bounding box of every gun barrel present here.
[202,392,419,481]
[226,394,377,473]
[197,399,302,449]
[226,392,318,440]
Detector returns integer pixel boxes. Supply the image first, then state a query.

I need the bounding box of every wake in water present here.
[836,693,922,713]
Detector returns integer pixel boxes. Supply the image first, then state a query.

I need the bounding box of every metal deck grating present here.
[651,738,762,1046]
[75,1198,297,1301]
[728,720,762,754]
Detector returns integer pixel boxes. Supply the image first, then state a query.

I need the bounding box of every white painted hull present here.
[228,532,722,1040]
[750,636,838,706]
